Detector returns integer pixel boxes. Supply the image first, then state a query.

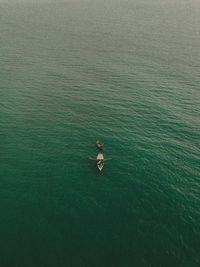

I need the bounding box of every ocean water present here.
[0,0,200,266]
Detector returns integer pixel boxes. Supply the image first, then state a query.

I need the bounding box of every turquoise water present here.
[1,0,200,266]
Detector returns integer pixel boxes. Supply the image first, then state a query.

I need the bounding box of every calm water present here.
[0,0,200,266]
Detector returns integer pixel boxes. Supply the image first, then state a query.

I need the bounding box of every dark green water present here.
[1,0,200,266]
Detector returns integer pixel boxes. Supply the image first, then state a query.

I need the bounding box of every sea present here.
[0,0,200,266]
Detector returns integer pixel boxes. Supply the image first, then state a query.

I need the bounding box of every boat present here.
[96,153,104,171]
[96,141,103,150]
[89,146,112,172]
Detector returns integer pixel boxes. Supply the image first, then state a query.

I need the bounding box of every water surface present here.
[0,0,200,266]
